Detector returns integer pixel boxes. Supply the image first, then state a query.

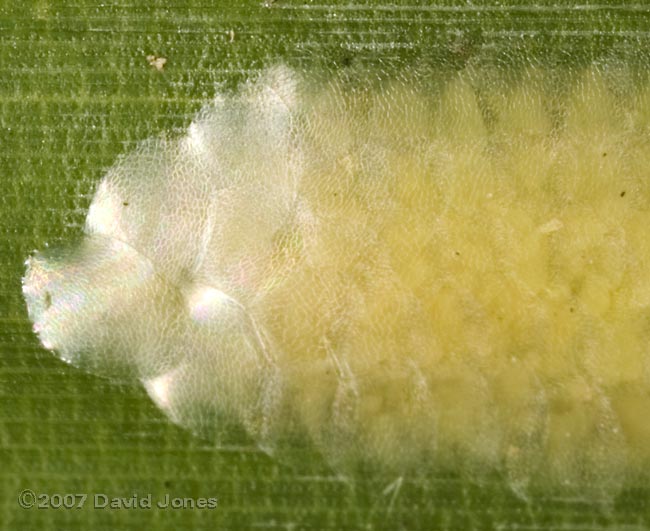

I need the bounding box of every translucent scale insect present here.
[22,64,650,497]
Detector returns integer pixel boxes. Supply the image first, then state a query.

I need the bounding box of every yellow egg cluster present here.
[257,66,650,493]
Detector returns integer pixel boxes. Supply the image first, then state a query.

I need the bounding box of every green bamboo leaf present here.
[2,2,650,529]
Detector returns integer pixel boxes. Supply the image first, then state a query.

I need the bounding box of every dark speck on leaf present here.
[620,191,626,197]
[123,202,129,206]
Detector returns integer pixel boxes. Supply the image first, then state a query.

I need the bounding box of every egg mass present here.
[23,64,650,497]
